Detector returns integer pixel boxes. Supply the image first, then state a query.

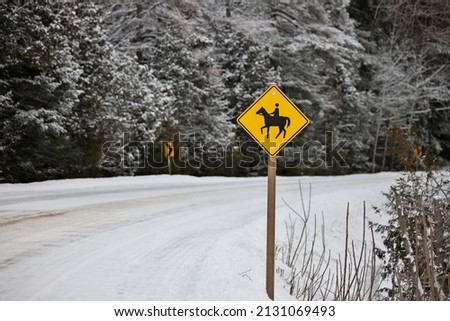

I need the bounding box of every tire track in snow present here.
[0,173,398,300]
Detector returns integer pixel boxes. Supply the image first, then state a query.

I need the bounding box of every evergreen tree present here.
[66,3,166,176]
[0,2,168,181]
[0,2,81,181]
[104,1,234,175]
[2,0,449,181]
[268,0,369,172]
[216,24,280,120]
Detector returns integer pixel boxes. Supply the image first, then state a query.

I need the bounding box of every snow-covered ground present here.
[0,173,399,300]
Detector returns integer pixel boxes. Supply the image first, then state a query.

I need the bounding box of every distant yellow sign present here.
[164,141,174,158]
[237,84,310,156]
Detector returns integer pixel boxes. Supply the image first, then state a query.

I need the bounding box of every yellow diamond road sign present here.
[237,84,310,156]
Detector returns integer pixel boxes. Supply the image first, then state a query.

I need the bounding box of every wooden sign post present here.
[237,84,310,300]
[164,141,174,175]
[266,155,277,300]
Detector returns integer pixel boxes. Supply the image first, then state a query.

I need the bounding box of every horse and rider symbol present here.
[237,84,309,156]
[256,103,290,139]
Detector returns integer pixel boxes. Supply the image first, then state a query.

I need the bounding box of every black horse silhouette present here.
[256,107,290,139]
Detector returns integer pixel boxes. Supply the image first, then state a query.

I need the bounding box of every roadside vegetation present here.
[277,129,449,300]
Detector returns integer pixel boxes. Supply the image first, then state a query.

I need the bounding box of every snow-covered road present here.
[0,173,398,300]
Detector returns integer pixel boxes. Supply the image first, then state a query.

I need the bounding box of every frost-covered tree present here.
[372,0,450,46]
[0,2,82,181]
[67,3,169,176]
[368,44,450,169]
[216,24,280,120]
[0,2,168,181]
[2,0,449,181]
[265,0,370,172]
[149,32,212,137]
[104,1,235,174]
[361,0,450,170]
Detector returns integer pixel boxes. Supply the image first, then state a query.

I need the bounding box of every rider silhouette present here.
[270,103,280,117]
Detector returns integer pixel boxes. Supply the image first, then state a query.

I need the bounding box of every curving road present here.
[0,173,398,300]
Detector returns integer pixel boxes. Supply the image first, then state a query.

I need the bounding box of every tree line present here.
[1,0,449,182]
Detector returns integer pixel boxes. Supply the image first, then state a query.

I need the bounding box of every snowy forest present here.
[1,0,450,182]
